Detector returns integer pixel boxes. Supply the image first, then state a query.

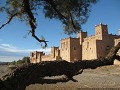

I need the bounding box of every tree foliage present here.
[0,0,98,47]
[10,56,30,65]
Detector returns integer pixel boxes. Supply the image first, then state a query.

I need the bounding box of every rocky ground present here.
[0,65,11,78]
[1,65,120,90]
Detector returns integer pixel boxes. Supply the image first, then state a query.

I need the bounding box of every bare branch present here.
[23,0,48,47]
[32,34,48,47]
[0,13,18,29]
[29,20,48,47]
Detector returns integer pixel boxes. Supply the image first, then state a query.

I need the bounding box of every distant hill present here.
[0,62,9,65]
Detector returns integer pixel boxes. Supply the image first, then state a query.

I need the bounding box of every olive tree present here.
[0,0,98,47]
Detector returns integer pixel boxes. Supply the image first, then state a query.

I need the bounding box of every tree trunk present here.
[106,42,120,60]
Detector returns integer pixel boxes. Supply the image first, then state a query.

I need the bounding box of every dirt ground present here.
[1,65,120,90]
[26,65,120,90]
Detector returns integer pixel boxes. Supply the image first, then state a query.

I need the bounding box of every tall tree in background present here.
[0,0,98,47]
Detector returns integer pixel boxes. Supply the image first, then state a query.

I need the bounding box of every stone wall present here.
[82,39,97,60]
[60,37,71,62]
[70,38,82,62]
[30,47,61,63]
[60,37,82,62]
[30,51,45,63]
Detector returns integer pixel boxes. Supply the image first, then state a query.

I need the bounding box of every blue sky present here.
[0,0,120,62]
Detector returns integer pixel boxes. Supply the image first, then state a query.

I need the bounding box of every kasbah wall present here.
[30,23,120,63]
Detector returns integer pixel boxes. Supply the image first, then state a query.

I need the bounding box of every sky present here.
[0,0,120,62]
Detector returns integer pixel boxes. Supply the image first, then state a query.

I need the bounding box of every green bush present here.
[10,56,30,65]
[9,61,16,65]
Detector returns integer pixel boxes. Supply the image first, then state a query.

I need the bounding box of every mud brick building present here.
[30,23,120,63]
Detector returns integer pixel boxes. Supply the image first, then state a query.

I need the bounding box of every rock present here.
[114,59,120,65]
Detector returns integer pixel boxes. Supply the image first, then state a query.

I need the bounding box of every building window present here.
[36,53,38,59]
[106,45,110,50]
[106,45,110,48]
[73,47,76,50]
[61,42,65,48]
[66,41,68,47]
[63,42,65,48]
[87,42,89,48]
[32,53,34,57]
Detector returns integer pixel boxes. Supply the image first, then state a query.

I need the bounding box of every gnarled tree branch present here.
[105,42,120,61]
[23,0,48,47]
[69,12,78,30]
[115,55,120,61]
[45,0,79,32]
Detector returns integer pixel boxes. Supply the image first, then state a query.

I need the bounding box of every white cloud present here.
[0,44,17,51]
[0,44,51,53]
[0,43,51,62]
[0,56,23,62]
